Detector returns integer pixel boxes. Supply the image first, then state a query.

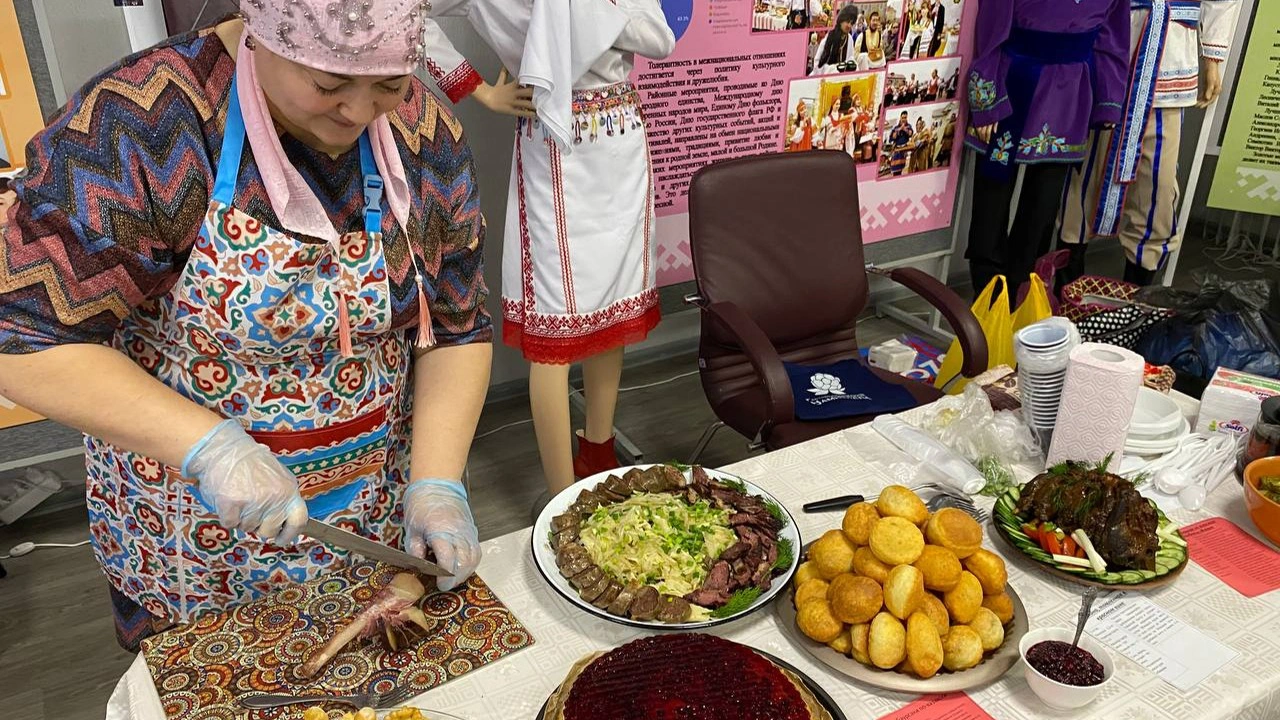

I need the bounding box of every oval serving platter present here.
[530,464,801,630]
[991,484,1188,590]
[775,575,1029,694]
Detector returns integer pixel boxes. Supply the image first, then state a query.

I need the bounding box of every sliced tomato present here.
[1062,536,1078,557]
[1022,524,1041,542]
[1042,532,1063,556]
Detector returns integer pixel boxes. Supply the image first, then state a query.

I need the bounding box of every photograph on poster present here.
[752,0,834,32]
[783,72,884,163]
[878,101,957,178]
[883,57,960,107]
[810,1,894,75]
[890,0,963,60]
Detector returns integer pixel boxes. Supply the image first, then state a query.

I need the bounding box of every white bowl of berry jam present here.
[1018,627,1114,710]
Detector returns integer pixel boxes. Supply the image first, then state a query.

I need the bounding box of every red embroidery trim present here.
[440,64,483,104]
[503,305,661,364]
[515,137,536,314]
[547,138,576,314]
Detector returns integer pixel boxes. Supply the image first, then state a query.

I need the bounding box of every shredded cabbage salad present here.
[579,492,737,597]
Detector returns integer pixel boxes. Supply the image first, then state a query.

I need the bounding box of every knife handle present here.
[803,494,865,513]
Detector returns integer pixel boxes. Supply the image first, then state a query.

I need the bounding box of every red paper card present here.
[878,693,994,720]
[1183,517,1280,598]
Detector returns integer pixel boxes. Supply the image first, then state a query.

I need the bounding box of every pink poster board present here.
[633,0,976,286]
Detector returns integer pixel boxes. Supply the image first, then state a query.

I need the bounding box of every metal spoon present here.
[1073,587,1099,649]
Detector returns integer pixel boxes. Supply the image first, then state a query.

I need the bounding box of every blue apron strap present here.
[358,134,384,236]
[211,74,248,207]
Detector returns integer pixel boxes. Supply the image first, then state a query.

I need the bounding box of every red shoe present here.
[573,432,620,479]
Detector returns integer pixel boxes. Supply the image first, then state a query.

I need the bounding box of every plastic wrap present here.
[869,415,987,494]
[918,383,1042,465]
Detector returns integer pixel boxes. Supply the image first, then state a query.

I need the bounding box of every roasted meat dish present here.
[1016,465,1160,571]
[550,465,784,622]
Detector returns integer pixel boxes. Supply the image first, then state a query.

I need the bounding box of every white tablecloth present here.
[753,12,788,31]
[108,407,1280,719]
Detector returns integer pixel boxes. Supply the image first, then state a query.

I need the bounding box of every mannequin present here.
[1056,0,1242,286]
[421,0,676,494]
[963,0,1130,301]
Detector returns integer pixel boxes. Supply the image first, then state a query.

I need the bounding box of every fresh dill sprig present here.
[710,586,763,618]
[773,537,794,572]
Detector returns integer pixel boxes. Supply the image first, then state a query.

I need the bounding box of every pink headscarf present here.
[237,0,428,245]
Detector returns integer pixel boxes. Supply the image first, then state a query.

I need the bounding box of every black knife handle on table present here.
[803,494,866,513]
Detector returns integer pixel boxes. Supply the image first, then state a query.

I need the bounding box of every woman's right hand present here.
[974,124,996,143]
[471,69,537,118]
[184,420,308,544]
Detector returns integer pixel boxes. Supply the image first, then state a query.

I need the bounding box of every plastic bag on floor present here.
[1136,274,1280,392]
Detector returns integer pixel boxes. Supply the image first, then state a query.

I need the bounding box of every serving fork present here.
[241,685,415,711]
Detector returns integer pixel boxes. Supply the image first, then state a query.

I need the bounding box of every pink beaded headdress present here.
[241,0,430,76]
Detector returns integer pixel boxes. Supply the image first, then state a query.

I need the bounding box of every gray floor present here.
[0,227,1266,718]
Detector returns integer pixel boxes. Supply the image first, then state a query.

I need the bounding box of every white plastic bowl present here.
[1019,627,1114,710]
[1128,387,1183,437]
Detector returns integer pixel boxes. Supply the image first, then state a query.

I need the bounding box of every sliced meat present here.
[639,469,666,492]
[730,512,779,532]
[603,475,633,498]
[629,586,661,621]
[570,566,603,591]
[552,528,580,550]
[731,559,755,588]
[623,468,646,491]
[598,486,628,502]
[580,576,611,603]
[571,489,605,513]
[591,581,622,609]
[657,595,692,623]
[686,588,729,607]
[691,465,715,488]
[560,555,594,580]
[751,560,773,588]
[607,584,640,617]
[550,513,580,533]
[719,541,750,563]
[655,465,686,491]
[686,561,732,608]
[555,543,588,569]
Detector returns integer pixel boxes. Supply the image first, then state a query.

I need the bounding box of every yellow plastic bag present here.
[934,274,1053,393]
[1012,273,1053,337]
[934,276,1014,393]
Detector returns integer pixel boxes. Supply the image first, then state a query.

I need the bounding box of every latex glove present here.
[403,479,481,592]
[471,69,536,118]
[183,420,308,545]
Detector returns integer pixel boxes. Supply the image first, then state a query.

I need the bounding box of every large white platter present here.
[530,464,802,630]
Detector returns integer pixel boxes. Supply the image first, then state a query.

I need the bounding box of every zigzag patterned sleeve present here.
[0,54,210,354]
[418,111,491,347]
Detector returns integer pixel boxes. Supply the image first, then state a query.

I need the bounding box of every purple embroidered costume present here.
[965,0,1131,177]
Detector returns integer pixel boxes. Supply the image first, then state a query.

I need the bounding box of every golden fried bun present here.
[883,564,926,620]
[868,611,907,669]
[869,517,926,566]
[811,529,857,580]
[853,546,892,584]
[906,611,944,679]
[794,561,823,587]
[981,592,1015,625]
[828,628,853,656]
[925,508,984,559]
[794,578,830,608]
[963,549,1009,595]
[850,622,872,664]
[797,599,845,644]
[828,573,884,625]
[913,545,963,592]
[841,502,880,546]
[920,592,951,637]
[967,606,1005,651]
[876,485,929,525]
[941,625,984,671]
[943,571,984,624]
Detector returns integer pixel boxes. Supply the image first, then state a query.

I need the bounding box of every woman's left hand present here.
[403,479,481,592]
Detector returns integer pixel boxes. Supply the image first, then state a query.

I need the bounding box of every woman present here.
[818,96,853,151]
[814,6,859,74]
[0,4,490,649]
[789,99,816,151]
[419,0,676,494]
[911,117,933,173]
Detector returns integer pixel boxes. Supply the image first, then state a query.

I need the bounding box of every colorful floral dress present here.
[0,28,490,629]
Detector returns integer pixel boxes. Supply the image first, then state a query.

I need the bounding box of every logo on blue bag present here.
[807,373,871,406]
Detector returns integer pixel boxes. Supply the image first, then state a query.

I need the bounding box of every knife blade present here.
[303,519,449,576]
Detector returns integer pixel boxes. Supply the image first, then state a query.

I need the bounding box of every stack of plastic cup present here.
[1014,318,1080,437]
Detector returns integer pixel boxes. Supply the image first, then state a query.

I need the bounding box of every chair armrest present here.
[701,301,796,428]
[882,267,989,378]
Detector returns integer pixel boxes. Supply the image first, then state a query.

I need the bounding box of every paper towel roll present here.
[1045,343,1144,467]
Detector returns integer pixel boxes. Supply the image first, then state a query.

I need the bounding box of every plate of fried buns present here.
[776,485,1028,693]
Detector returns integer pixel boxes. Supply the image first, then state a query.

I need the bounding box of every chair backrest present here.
[689,151,870,403]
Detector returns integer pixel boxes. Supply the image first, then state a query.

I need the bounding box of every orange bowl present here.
[1243,456,1280,546]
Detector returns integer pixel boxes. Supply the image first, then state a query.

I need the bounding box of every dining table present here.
[106,402,1280,719]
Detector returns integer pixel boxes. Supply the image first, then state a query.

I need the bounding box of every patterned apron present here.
[86,74,414,629]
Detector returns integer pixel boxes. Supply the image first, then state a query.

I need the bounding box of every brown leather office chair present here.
[686,151,988,460]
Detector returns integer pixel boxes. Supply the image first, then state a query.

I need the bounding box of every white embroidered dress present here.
[423,0,675,363]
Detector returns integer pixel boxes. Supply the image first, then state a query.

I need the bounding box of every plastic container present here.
[1127,387,1184,438]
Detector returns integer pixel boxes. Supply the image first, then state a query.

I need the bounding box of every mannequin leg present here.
[1120,109,1182,284]
[581,346,624,443]
[964,167,1017,300]
[1007,163,1072,293]
[529,362,575,494]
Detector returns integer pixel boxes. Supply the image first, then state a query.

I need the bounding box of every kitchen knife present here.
[303,519,450,577]
[802,494,866,513]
